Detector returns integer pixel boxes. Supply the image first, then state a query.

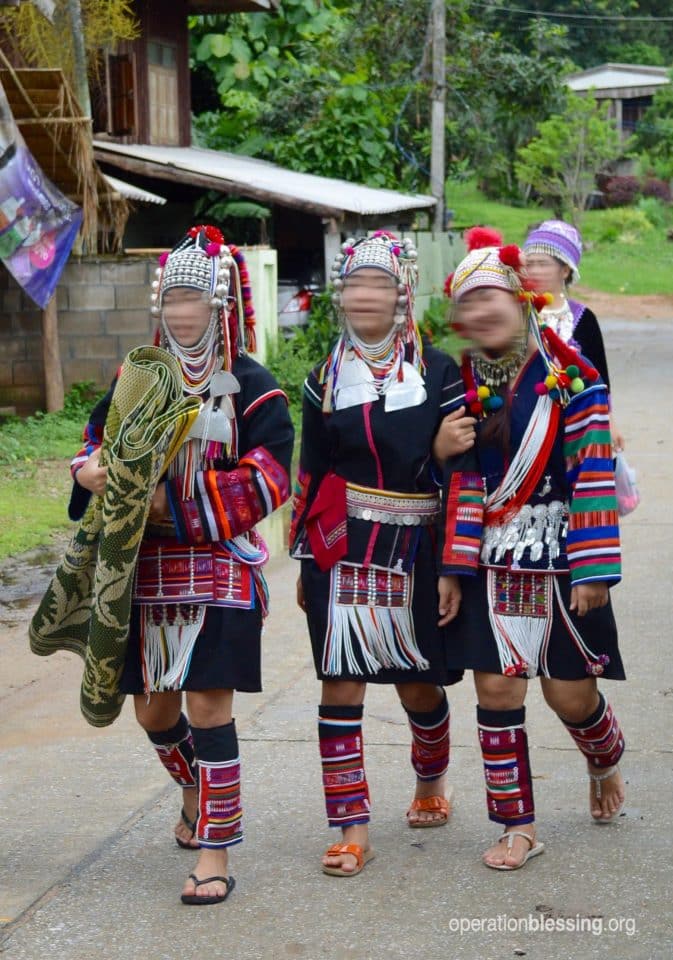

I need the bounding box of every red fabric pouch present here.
[305,472,348,571]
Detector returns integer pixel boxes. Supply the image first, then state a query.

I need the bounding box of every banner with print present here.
[0,80,82,309]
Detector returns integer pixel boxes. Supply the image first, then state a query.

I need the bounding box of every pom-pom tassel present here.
[498,244,523,270]
[464,226,504,251]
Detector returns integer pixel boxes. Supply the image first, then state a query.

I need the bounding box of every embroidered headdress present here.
[444,226,598,413]
[524,219,582,282]
[151,224,256,378]
[322,231,425,413]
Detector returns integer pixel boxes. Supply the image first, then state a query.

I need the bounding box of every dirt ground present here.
[575,287,672,321]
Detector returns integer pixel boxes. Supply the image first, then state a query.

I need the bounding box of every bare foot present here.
[182,847,230,900]
[175,787,199,848]
[482,826,537,869]
[407,774,451,825]
[589,766,625,822]
[322,823,370,874]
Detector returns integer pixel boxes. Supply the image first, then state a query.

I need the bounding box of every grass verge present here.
[447,180,673,295]
[0,459,72,557]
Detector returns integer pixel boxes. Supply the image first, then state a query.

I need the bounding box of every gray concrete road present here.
[1,314,671,960]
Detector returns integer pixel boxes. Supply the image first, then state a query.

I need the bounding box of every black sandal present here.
[175,807,199,850]
[181,874,235,906]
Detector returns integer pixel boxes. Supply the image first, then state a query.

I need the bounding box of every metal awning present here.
[93,141,436,220]
[103,174,166,206]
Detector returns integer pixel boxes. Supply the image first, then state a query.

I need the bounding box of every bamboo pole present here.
[41,293,64,412]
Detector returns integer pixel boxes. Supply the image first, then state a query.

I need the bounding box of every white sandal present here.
[589,764,625,824]
[483,830,545,871]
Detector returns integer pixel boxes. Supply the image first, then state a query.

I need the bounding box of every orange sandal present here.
[406,787,454,828]
[321,842,375,877]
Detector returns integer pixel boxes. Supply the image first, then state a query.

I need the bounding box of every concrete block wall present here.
[0,247,279,414]
[0,258,157,412]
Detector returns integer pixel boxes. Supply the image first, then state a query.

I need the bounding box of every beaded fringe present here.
[323,568,429,676]
[141,605,207,692]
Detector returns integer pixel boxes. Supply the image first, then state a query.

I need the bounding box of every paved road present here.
[1,315,671,960]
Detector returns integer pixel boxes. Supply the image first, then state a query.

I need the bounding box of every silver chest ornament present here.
[187,370,240,445]
[481,500,568,569]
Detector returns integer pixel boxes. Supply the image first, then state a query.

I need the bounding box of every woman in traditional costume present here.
[290,232,464,877]
[437,228,627,871]
[72,225,294,904]
[523,219,624,450]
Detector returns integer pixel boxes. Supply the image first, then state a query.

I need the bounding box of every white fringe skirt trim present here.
[141,604,207,692]
[322,562,429,677]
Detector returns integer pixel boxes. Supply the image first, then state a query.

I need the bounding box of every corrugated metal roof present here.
[93,141,436,219]
[568,63,670,93]
[103,174,167,205]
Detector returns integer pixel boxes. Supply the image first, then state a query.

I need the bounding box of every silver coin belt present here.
[346,485,440,526]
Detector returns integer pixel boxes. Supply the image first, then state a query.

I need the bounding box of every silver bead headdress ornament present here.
[322,231,425,412]
[150,225,257,490]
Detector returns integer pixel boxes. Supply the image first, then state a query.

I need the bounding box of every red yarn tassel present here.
[540,324,598,381]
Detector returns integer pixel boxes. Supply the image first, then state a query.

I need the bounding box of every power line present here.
[469,2,673,22]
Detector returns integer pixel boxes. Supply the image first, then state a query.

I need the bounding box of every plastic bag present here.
[614,453,640,517]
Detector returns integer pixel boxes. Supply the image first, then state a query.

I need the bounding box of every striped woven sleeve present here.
[438,469,485,575]
[564,384,621,585]
[167,390,293,546]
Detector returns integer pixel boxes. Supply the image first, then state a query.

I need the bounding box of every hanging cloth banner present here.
[0,78,82,308]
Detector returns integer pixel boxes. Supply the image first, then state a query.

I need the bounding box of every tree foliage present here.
[632,71,673,180]
[191,1,572,199]
[515,91,621,226]
[0,0,138,84]
[476,1,673,69]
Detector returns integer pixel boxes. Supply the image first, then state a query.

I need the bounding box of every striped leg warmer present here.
[318,704,370,828]
[560,693,625,770]
[477,705,535,827]
[146,712,197,788]
[404,691,450,781]
[191,721,243,848]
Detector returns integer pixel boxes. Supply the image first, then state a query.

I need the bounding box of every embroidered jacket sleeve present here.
[288,368,332,555]
[67,378,116,521]
[564,383,621,586]
[437,448,484,577]
[166,369,294,545]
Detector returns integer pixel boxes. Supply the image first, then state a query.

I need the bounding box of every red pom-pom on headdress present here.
[188,224,225,245]
[464,226,504,252]
[499,244,523,270]
[444,272,454,297]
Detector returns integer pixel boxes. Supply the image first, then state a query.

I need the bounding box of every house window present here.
[148,41,179,145]
[107,53,135,137]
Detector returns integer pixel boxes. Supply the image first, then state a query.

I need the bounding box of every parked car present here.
[277,280,320,331]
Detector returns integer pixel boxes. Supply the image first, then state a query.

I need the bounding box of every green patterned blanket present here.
[29,346,200,727]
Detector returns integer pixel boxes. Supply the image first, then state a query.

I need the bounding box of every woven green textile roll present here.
[29,346,200,727]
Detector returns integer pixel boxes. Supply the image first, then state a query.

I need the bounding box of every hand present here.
[296,574,307,611]
[75,448,107,496]
[433,407,477,464]
[570,582,609,617]
[438,575,461,626]
[610,416,625,453]
[148,482,170,524]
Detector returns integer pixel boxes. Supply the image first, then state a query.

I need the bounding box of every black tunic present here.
[70,354,294,693]
[291,344,464,686]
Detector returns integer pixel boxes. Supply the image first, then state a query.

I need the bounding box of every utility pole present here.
[430,0,445,234]
[66,0,91,118]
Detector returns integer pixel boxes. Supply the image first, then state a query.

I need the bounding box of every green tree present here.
[446,19,572,201]
[632,71,673,180]
[515,91,621,226]
[480,1,673,69]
